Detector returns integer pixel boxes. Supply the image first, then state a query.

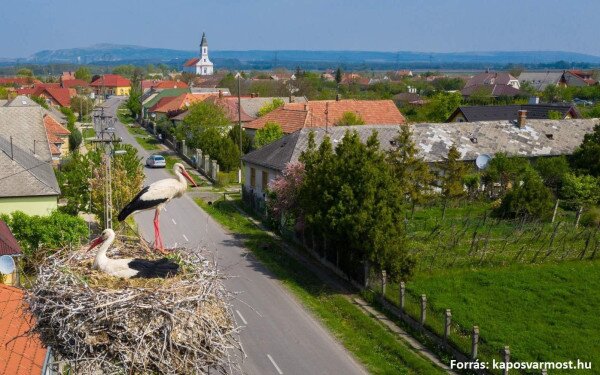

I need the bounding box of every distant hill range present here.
[4,44,600,70]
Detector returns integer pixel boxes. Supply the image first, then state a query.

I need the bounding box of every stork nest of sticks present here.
[24,239,241,375]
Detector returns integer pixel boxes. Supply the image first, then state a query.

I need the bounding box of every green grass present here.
[403,261,600,374]
[135,136,160,151]
[82,127,96,139]
[126,125,150,136]
[196,198,444,375]
[117,106,134,124]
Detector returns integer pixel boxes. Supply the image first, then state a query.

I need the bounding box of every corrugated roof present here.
[243,119,599,171]
[0,284,47,375]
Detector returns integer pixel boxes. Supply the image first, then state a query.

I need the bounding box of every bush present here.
[1,211,88,271]
[69,128,83,151]
[580,207,600,228]
[493,168,554,220]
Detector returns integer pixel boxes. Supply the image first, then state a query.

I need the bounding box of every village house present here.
[90,74,131,97]
[0,284,50,374]
[446,104,580,122]
[462,71,521,98]
[183,32,214,76]
[243,98,405,136]
[518,70,598,91]
[0,97,61,216]
[16,84,72,107]
[241,118,597,206]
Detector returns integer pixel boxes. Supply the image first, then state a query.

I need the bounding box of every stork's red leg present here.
[153,208,168,254]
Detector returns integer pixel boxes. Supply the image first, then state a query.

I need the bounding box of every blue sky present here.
[2,0,600,57]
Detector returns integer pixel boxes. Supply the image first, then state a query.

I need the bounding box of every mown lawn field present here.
[405,261,600,374]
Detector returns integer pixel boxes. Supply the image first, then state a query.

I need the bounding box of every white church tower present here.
[183,32,214,75]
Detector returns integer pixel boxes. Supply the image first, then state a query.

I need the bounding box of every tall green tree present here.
[483,153,530,196]
[534,156,570,196]
[422,92,462,122]
[494,168,554,220]
[228,124,253,154]
[300,130,412,279]
[254,122,284,148]
[74,67,92,82]
[17,68,33,77]
[387,126,433,215]
[571,124,600,177]
[335,67,342,84]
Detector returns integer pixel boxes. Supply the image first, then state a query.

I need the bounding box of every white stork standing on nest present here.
[118,163,197,253]
[87,229,179,279]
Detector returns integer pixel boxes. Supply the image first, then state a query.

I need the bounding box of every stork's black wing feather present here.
[129,257,179,279]
[117,186,167,221]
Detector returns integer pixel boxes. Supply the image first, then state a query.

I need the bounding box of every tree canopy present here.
[254,122,284,148]
[335,111,365,126]
[257,98,285,117]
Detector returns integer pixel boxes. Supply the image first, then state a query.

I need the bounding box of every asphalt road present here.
[101,97,366,375]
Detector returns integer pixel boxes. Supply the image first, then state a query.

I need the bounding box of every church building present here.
[183,32,214,75]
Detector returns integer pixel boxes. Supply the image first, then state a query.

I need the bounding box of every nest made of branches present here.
[25,240,241,375]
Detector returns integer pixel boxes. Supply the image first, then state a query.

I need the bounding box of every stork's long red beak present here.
[87,236,103,251]
[182,169,197,187]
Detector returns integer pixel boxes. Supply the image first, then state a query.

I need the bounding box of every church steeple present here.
[200,32,208,48]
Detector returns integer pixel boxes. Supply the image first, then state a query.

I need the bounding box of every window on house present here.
[262,171,268,190]
[250,168,256,188]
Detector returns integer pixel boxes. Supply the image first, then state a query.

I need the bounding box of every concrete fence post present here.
[203,155,210,172]
[502,346,510,375]
[471,326,480,359]
[211,160,218,181]
[444,309,452,345]
[195,149,201,169]
[399,281,405,314]
[381,270,387,297]
[363,261,370,289]
[420,294,427,328]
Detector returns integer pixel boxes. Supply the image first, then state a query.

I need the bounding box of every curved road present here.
[102,97,366,375]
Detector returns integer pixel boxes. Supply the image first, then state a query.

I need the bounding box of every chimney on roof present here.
[517,110,527,128]
[289,95,293,103]
[250,93,255,98]
[218,90,223,98]
[336,93,341,101]
[304,103,308,111]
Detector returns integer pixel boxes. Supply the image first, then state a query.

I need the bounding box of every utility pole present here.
[238,74,242,184]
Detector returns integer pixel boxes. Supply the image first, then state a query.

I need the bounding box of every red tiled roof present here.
[49,143,61,155]
[205,96,254,123]
[36,86,72,107]
[244,108,309,133]
[0,220,21,256]
[154,80,188,89]
[90,74,131,88]
[0,77,36,87]
[465,72,517,88]
[0,285,47,375]
[45,119,69,136]
[151,93,216,113]
[61,79,89,88]
[15,87,37,95]
[286,100,405,125]
[183,58,200,67]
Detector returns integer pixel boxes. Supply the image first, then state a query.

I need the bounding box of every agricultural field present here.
[378,201,599,374]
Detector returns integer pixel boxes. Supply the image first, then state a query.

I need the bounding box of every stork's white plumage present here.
[118,163,197,252]
[87,229,179,279]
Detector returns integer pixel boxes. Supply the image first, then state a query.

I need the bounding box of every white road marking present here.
[267,354,283,374]
[171,218,177,225]
[236,310,248,325]
[182,234,189,242]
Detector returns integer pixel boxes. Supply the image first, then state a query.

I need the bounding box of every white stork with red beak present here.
[118,163,197,252]
[87,229,179,279]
